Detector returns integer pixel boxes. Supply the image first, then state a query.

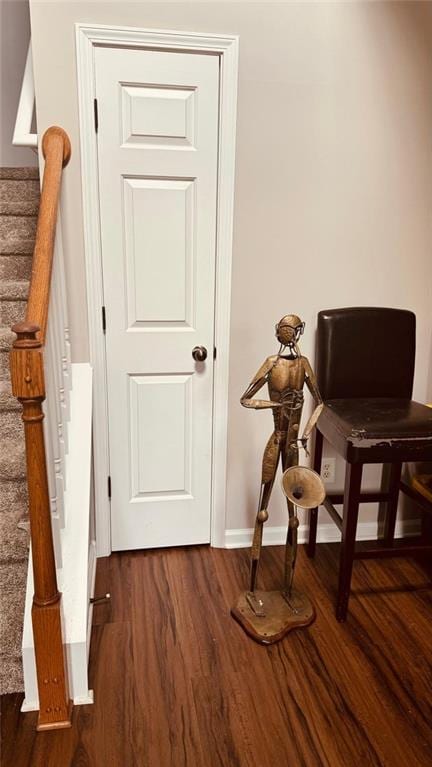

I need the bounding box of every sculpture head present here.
[275,314,305,347]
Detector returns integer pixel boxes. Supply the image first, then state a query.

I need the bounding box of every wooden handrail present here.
[26,127,71,342]
[10,126,72,731]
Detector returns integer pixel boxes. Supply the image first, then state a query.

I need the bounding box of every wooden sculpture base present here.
[231,589,315,645]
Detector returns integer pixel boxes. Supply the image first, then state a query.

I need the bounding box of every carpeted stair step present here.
[0,255,32,282]
[0,354,10,383]
[0,326,14,349]
[0,301,27,327]
[0,438,26,481]
[0,325,22,383]
[0,380,20,411]
[0,238,35,256]
[0,179,40,217]
[0,560,27,694]
[0,507,29,564]
[0,327,14,382]
[0,215,37,255]
[0,168,39,181]
[0,281,29,327]
[0,477,27,509]
[0,409,24,441]
[0,279,29,302]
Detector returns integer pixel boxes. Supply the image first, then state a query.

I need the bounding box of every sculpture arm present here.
[303,357,322,406]
[240,357,283,410]
[301,357,324,441]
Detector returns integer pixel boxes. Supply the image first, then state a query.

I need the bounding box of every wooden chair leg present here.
[307,429,324,558]
[383,462,402,546]
[336,462,363,622]
[421,510,432,543]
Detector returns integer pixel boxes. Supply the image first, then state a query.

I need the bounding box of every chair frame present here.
[308,429,432,621]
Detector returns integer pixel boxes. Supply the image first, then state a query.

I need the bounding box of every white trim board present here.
[76,24,239,556]
[224,518,421,549]
[13,41,38,149]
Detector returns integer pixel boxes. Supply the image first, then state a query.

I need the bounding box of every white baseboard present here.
[73,690,94,706]
[20,697,39,713]
[224,517,421,549]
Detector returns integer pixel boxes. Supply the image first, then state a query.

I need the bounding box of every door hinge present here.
[94,98,99,133]
[102,305,106,333]
[108,475,111,499]
[213,346,217,360]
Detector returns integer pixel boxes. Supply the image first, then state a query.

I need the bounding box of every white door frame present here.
[76,24,238,557]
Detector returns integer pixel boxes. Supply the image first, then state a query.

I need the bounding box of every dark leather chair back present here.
[316,307,415,400]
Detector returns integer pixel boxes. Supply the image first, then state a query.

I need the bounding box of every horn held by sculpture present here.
[281,466,326,510]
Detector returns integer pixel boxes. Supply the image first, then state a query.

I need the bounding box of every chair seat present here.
[318,398,432,463]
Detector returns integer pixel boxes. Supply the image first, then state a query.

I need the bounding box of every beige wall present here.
[0,0,38,166]
[29,1,432,533]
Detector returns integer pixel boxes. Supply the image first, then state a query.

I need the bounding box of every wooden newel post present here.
[10,322,72,731]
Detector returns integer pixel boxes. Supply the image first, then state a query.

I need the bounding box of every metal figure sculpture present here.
[231,315,324,643]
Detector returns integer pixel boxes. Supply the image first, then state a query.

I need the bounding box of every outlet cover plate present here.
[321,457,336,484]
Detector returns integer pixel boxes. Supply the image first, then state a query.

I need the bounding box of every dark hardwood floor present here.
[2,543,432,767]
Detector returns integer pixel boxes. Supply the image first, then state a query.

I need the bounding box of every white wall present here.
[0,0,37,167]
[29,1,432,537]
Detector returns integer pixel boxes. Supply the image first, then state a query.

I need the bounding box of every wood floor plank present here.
[2,544,432,766]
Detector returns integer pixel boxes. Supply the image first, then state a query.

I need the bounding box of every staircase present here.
[0,166,40,695]
[9,33,95,729]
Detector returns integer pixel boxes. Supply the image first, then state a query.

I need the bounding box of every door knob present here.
[192,345,208,362]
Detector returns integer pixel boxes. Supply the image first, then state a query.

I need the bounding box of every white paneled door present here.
[95,47,219,551]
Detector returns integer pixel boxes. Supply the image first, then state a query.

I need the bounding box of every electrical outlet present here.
[321,457,336,483]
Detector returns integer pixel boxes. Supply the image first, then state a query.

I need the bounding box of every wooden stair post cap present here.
[12,321,40,335]
[11,322,41,348]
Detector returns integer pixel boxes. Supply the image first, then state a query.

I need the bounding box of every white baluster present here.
[42,380,58,517]
[47,281,69,464]
[42,392,63,568]
[51,262,70,441]
[46,308,67,505]
[55,219,72,399]
[44,326,66,527]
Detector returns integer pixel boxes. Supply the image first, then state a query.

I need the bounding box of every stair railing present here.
[9,126,72,731]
